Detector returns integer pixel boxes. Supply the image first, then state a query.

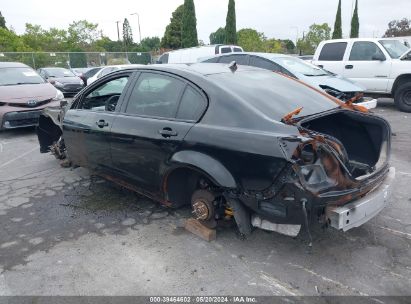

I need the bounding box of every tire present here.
[394,82,411,112]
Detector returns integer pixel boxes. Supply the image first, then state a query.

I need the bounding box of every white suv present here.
[313,38,411,112]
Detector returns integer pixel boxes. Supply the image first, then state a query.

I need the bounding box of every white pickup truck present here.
[312,38,411,112]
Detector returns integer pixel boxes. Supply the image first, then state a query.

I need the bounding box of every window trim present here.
[121,70,208,123]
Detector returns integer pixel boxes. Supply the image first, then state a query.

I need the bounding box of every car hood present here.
[49,76,82,84]
[0,83,57,103]
[298,73,365,93]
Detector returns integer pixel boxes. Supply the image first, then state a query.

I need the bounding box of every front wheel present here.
[394,82,411,112]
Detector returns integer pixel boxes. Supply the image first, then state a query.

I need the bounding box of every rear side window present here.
[349,42,385,61]
[233,47,243,52]
[176,86,207,121]
[219,54,249,65]
[249,56,283,73]
[318,42,347,61]
[220,47,232,54]
[126,73,185,119]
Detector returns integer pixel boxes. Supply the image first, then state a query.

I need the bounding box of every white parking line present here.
[0,146,38,169]
[378,226,411,240]
[259,272,301,296]
[398,171,411,177]
[288,263,369,296]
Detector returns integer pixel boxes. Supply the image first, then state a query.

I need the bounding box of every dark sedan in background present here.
[38,67,85,96]
[37,64,394,240]
[0,62,63,130]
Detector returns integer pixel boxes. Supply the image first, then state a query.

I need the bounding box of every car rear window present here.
[318,42,347,61]
[220,47,232,54]
[208,70,338,121]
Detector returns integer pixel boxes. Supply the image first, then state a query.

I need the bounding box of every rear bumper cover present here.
[326,167,395,231]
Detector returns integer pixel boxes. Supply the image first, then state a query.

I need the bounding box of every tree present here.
[350,0,359,38]
[332,0,342,39]
[67,20,100,51]
[0,11,6,29]
[122,18,133,46]
[297,23,331,55]
[225,0,237,44]
[209,27,226,44]
[161,5,184,49]
[0,28,29,51]
[384,18,411,37]
[181,0,198,47]
[237,28,265,52]
[279,39,296,53]
[264,39,283,53]
[139,37,161,51]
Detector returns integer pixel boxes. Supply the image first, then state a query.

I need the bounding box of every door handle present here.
[318,65,324,68]
[96,120,109,128]
[345,65,354,69]
[159,128,178,138]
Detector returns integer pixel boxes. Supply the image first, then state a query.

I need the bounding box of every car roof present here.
[201,52,293,61]
[41,67,70,70]
[121,63,264,76]
[0,62,31,69]
[321,37,406,44]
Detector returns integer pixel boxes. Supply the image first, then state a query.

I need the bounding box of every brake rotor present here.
[191,189,217,228]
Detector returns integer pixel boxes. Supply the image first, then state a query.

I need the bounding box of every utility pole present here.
[130,13,142,43]
[290,26,299,53]
[116,21,121,41]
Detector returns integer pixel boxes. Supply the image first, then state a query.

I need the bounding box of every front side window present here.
[125,73,185,119]
[349,42,385,61]
[78,76,129,111]
[318,42,347,61]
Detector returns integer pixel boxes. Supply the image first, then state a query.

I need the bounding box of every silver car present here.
[200,52,377,109]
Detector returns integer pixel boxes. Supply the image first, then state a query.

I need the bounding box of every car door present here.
[314,41,348,75]
[343,41,391,92]
[110,71,208,194]
[62,72,133,171]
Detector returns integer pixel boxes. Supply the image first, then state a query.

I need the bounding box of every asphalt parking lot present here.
[0,99,410,296]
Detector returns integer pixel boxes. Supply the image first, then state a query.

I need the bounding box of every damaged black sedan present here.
[37,63,395,238]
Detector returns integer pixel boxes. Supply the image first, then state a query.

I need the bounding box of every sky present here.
[1,0,410,43]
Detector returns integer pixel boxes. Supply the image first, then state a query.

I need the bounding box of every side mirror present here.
[60,100,68,107]
[372,53,386,61]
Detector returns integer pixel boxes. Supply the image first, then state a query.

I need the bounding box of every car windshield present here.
[209,69,338,121]
[272,57,329,77]
[0,67,45,86]
[379,40,410,59]
[45,68,75,77]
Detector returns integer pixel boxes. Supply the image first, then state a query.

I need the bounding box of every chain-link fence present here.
[0,52,152,69]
